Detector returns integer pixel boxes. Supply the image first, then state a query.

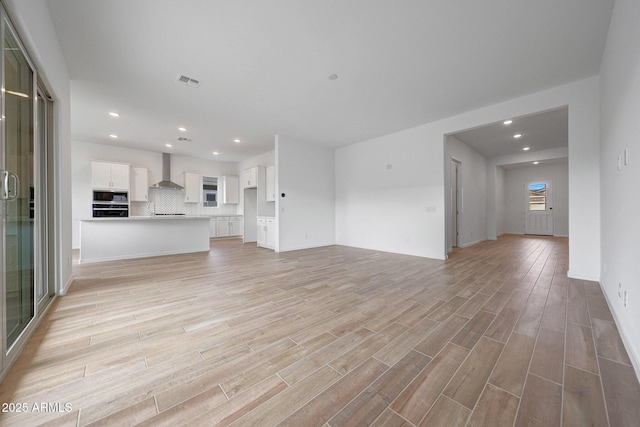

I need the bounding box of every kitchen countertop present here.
[82,215,212,221]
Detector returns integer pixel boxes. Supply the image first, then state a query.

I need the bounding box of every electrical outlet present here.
[618,282,623,299]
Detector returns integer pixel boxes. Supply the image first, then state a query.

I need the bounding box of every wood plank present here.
[329,322,408,375]
[328,350,431,426]
[598,357,640,427]
[413,314,469,357]
[488,332,535,396]
[565,322,599,374]
[369,409,413,427]
[450,310,495,349]
[540,285,567,333]
[467,383,519,427]
[391,343,469,425]
[188,375,287,426]
[563,365,608,427]
[419,395,470,427]
[228,365,341,426]
[591,318,632,365]
[278,357,389,427]
[566,280,590,326]
[529,327,564,384]
[443,337,504,409]
[515,373,562,427]
[278,327,374,385]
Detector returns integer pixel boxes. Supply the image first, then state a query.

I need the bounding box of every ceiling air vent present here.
[177,137,192,142]
[177,75,200,87]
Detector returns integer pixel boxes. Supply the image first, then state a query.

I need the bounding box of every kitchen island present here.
[79,216,211,264]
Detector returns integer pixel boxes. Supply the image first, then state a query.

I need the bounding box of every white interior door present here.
[524,180,554,235]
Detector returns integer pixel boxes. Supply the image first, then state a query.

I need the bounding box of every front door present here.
[524,180,553,236]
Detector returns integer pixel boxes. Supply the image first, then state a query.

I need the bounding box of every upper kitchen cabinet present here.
[222,175,239,204]
[241,167,258,188]
[184,172,200,203]
[91,161,130,190]
[130,167,149,202]
[266,166,275,202]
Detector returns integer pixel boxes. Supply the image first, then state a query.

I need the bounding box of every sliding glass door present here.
[2,17,35,349]
[1,8,53,367]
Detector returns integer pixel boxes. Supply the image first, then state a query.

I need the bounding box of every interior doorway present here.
[450,158,461,248]
[243,188,257,243]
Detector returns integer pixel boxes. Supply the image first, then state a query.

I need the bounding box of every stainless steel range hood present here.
[151,153,183,189]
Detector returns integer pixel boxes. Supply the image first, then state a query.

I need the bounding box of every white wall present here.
[445,135,488,250]
[4,0,73,293]
[335,77,600,278]
[276,135,335,252]
[503,161,569,236]
[599,0,640,376]
[71,141,239,248]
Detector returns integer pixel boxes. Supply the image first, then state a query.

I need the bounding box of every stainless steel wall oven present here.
[92,191,129,217]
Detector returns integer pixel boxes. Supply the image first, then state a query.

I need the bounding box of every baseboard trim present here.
[459,238,486,248]
[59,274,74,295]
[600,282,640,384]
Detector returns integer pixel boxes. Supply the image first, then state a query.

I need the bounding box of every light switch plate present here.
[618,155,622,171]
[625,148,629,165]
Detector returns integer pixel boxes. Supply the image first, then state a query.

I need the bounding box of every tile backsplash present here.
[130,187,239,216]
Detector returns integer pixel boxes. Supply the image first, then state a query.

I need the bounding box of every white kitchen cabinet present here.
[130,167,149,201]
[91,161,130,190]
[209,219,217,238]
[216,216,230,237]
[230,216,243,236]
[184,172,200,203]
[222,175,239,204]
[257,218,266,247]
[266,166,275,202]
[257,216,277,250]
[214,216,243,238]
[241,167,258,188]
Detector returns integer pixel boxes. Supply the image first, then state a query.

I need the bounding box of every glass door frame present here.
[0,5,54,371]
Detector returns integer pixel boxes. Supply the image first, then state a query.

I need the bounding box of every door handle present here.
[1,170,19,201]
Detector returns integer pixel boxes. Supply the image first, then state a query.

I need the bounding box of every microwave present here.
[93,191,128,203]
[203,189,217,207]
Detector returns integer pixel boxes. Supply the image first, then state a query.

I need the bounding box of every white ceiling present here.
[452,107,568,159]
[45,0,614,162]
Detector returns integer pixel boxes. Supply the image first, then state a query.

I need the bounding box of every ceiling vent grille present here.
[177,137,192,142]
[177,75,200,87]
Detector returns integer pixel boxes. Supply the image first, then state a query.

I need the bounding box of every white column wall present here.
[276,135,335,252]
[599,0,640,376]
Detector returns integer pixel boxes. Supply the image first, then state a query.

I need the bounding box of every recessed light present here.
[109,134,118,139]
[109,112,120,117]
[523,147,530,151]
[328,73,338,80]
[212,151,219,155]
[178,127,187,132]
[165,143,172,147]
[533,161,540,165]
[503,120,512,125]
[514,134,522,139]
[233,139,241,143]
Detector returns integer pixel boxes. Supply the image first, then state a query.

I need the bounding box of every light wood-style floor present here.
[1,235,639,426]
